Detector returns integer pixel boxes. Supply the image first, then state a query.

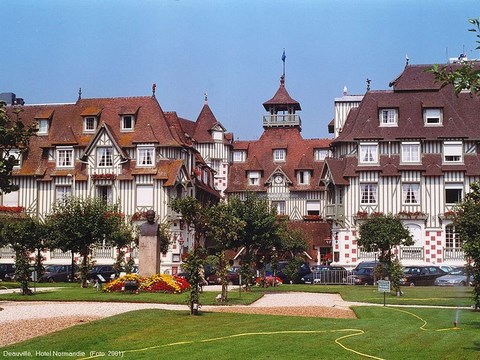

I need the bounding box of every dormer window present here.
[56,147,74,168]
[297,170,310,185]
[424,108,442,126]
[273,149,286,162]
[379,108,398,126]
[248,171,260,185]
[359,143,378,164]
[84,116,98,133]
[137,145,155,167]
[233,151,246,163]
[314,149,330,161]
[443,141,463,163]
[9,149,21,168]
[37,119,49,135]
[97,147,113,167]
[212,130,223,141]
[121,115,135,131]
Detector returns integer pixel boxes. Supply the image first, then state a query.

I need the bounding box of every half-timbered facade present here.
[1,92,220,274]
[226,75,332,264]
[322,63,480,268]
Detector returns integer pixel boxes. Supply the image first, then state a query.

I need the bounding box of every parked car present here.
[434,267,472,287]
[40,264,78,282]
[400,266,447,286]
[301,265,349,284]
[346,267,376,285]
[0,263,16,281]
[87,265,116,282]
[352,261,380,274]
[265,261,311,284]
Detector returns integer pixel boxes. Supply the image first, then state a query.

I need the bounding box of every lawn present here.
[1,307,478,359]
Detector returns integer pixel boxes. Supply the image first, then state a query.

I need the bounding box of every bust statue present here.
[139,210,159,237]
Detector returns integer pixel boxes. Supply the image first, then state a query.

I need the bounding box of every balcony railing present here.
[357,248,377,260]
[399,247,424,260]
[50,249,72,259]
[0,246,15,259]
[444,247,465,260]
[325,204,345,223]
[262,114,301,128]
[92,246,115,259]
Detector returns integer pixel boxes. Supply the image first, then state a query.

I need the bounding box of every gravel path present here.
[0,291,361,347]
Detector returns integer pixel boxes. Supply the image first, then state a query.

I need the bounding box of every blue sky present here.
[2,1,480,140]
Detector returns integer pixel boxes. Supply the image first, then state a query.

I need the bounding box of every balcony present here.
[399,247,424,260]
[0,246,15,259]
[262,114,301,128]
[357,248,377,260]
[325,204,345,224]
[444,247,465,261]
[92,246,115,259]
[50,249,72,259]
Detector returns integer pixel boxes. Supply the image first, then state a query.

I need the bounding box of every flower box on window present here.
[92,173,116,181]
[397,211,427,220]
[303,215,322,221]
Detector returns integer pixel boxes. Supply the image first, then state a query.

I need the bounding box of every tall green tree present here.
[1,216,45,295]
[0,102,37,194]
[229,193,283,290]
[203,202,244,301]
[45,196,134,288]
[452,181,480,310]
[357,214,413,295]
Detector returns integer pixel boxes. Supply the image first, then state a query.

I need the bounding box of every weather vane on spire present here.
[282,49,286,77]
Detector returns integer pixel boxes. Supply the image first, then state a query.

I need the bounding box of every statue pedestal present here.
[138,235,160,277]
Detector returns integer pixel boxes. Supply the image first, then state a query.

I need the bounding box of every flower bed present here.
[103,273,190,293]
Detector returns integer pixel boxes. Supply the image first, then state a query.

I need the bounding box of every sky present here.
[2,0,480,141]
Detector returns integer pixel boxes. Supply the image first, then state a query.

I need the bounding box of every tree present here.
[45,196,134,288]
[0,102,37,194]
[203,202,244,301]
[277,227,308,284]
[229,193,283,290]
[357,214,413,295]
[452,182,480,310]
[430,17,480,94]
[1,216,45,295]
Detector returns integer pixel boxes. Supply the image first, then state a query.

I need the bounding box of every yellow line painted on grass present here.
[77,329,384,360]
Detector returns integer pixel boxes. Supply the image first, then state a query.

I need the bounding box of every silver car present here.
[434,267,471,287]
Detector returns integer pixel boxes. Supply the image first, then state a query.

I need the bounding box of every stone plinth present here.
[138,235,160,277]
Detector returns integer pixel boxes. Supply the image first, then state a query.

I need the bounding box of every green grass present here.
[2,307,479,359]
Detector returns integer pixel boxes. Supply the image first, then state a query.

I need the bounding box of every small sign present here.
[377,280,391,293]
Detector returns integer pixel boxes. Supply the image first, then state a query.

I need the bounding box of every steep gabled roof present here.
[263,76,301,111]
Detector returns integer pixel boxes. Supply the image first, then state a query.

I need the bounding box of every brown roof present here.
[263,76,301,111]
[287,222,331,247]
[226,127,331,192]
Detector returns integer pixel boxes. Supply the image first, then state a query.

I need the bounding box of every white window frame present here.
[360,183,377,204]
[210,159,221,173]
[84,116,97,132]
[401,142,420,163]
[306,201,320,215]
[379,108,398,126]
[137,146,155,167]
[212,131,223,141]
[248,171,260,186]
[56,185,72,201]
[443,141,463,163]
[402,183,420,204]
[136,184,154,207]
[314,149,329,161]
[233,151,245,163]
[445,224,461,248]
[121,115,135,131]
[424,108,442,126]
[445,184,463,204]
[297,170,310,185]
[97,147,113,167]
[8,148,21,168]
[272,201,286,215]
[56,147,74,168]
[359,143,378,164]
[273,149,286,162]
[37,119,49,135]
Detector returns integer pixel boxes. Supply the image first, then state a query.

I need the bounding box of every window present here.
[210,159,221,173]
[359,143,378,164]
[306,201,320,215]
[97,147,113,167]
[56,186,71,201]
[136,185,154,207]
[379,109,398,126]
[37,119,49,135]
[84,117,97,132]
[445,184,462,204]
[401,142,420,163]
[314,149,329,161]
[121,115,135,131]
[212,131,222,141]
[8,149,21,168]
[233,151,245,162]
[443,141,463,163]
[56,148,73,168]
[424,108,442,125]
[97,185,112,203]
[297,170,310,185]
[248,171,260,185]
[273,149,286,161]
[446,224,461,248]
[137,146,155,167]
[272,201,286,215]
[360,183,377,204]
[402,183,420,204]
